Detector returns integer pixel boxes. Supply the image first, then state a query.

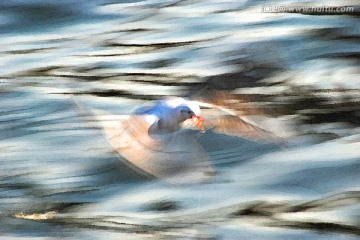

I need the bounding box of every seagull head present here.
[176,105,205,131]
[162,97,204,130]
[178,105,196,121]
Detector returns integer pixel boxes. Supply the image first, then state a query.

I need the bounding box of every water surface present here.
[1,0,360,239]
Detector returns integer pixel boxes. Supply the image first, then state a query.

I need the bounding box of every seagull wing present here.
[103,112,213,183]
[187,87,283,142]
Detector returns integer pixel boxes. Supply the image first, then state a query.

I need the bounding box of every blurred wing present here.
[93,111,213,184]
[201,109,279,142]
[186,87,283,142]
[72,97,162,151]
[190,87,262,116]
[93,112,162,152]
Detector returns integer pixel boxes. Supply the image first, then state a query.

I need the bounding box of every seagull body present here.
[87,94,281,184]
[97,97,212,183]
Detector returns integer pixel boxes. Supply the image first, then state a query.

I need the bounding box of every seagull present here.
[85,91,282,184]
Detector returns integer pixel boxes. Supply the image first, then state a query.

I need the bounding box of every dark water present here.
[1,0,360,239]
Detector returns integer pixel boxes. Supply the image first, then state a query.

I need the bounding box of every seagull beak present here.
[192,115,205,131]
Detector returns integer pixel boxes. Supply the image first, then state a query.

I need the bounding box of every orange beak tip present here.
[192,115,205,131]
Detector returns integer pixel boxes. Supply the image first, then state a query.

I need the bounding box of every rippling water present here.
[1,0,360,239]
